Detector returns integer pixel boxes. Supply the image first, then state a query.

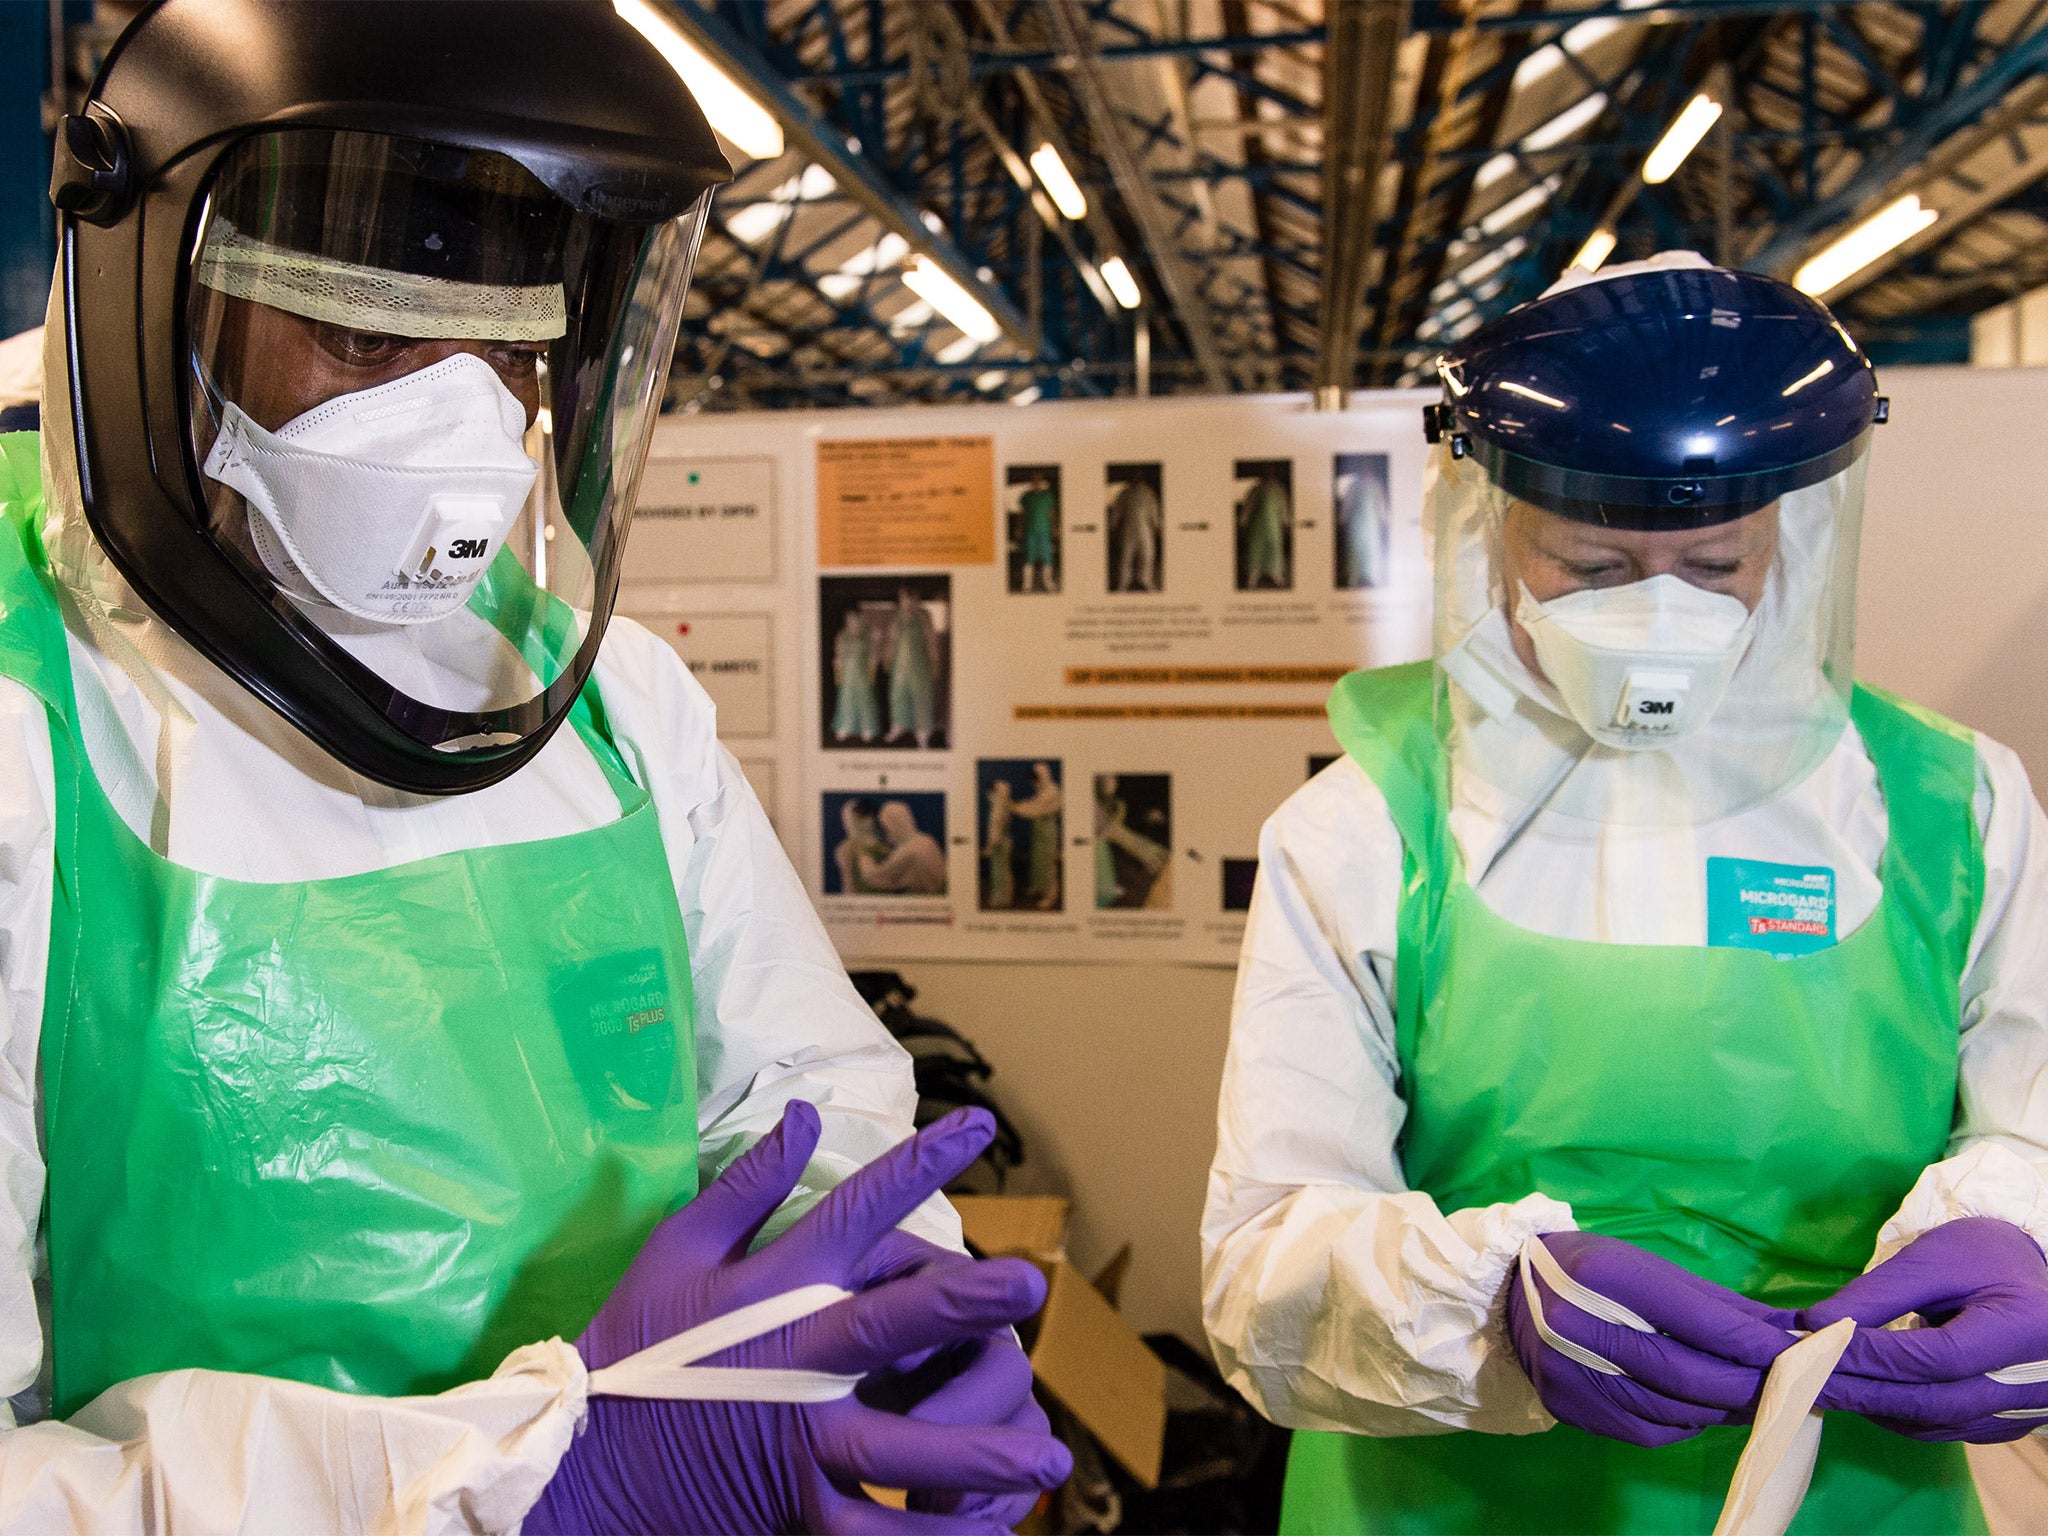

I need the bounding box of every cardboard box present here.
[953,1194,1071,1261]
[1024,1258,1167,1488]
[954,1194,1166,1489]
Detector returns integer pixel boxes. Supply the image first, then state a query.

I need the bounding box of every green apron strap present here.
[0,437,89,1158]
[1327,662,1441,856]
[1851,683,1984,974]
[1327,661,1452,1065]
[0,438,69,714]
[466,545,642,811]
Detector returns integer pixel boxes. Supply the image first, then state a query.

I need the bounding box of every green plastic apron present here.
[1284,660,1987,1536]
[0,433,701,1417]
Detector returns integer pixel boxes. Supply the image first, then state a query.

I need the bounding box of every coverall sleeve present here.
[1874,734,2048,1262]
[1201,759,1573,1437]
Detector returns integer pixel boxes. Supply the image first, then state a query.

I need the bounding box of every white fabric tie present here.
[587,1284,863,1402]
[1519,1235,2048,1530]
[1988,1356,2048,1417]
[1516,1234,1656,1377]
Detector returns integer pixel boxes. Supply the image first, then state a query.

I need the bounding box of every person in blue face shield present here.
[0,2,1069,1529]
[1204,253,2048,1534]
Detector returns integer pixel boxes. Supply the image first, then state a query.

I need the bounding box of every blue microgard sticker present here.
[1706,857,1837,958]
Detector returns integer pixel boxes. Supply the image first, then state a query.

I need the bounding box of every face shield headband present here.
[195,219,569,343]
[1460,428,1877,532]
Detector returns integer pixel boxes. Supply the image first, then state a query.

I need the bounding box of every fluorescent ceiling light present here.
[1794,195,1939,296]
[1642,93,1723,184]
[1480,180,1553,236]
[888,299,935,334]
[725,165,837,244]
[1568,227,1617,273]
[1029,143,1088,220]
[900,256,1001,342]
[1513,43,1567,91]
[1099,255,1143,309]
[849,233,910,275]
[1525,92,1609,153]
[1456,235,1525,289]
[1474,95,1606,197]
[1512,0,1655,90]
[725,198,787,246]
[1011,384,1043,406]
[976,369,1008,391]
[935,334,983,364]
[1474,152,1516,192]
[613,0,785,162]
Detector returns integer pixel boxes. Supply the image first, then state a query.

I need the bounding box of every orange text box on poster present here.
[817,436,995,567]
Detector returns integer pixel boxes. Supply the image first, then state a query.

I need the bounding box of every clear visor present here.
[184,129,706,755]
[1428,439,1866,827]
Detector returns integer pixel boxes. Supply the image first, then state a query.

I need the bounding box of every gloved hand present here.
[525,1101,1073,1534]
[1805,1217,2048,1443]
[1508,1231,1801,1447]
[842,1227,1056,1529]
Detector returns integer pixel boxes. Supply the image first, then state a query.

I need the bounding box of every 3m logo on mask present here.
[394,494,510,592]
[1616,670,1691,733]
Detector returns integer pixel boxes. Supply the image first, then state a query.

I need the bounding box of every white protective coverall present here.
[0,322,956,1532]
[1203,710,2048,1516]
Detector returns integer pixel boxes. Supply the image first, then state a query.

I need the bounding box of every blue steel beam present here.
[1747,23,2048,272]
[665,0,1039,353]
[805,28,1327,88]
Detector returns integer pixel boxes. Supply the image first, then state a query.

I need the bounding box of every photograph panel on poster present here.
[822,790,949,897]
[819,573,952,751]
[1093,773,1172,910]
[1222,857,1260,913]
[1005,464,1062,594]
[1233,458,1294,592]
[977,758,1064,913]
[1105,462,1164,594]
[1334,452,1393,590]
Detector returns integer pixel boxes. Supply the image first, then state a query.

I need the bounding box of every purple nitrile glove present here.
[1805,1217,2048,1444]
[843,1228,1056,1530]
[524,1102,1073,1535]
[1507,1231,1802,1448]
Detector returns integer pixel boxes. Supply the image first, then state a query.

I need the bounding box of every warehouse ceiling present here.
[663,0,2048,410]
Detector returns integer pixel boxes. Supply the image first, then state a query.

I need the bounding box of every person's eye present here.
[1686,560,1742,580]
[319,326,409,366]
[1565,561,1622,582]
[491,344,546,375]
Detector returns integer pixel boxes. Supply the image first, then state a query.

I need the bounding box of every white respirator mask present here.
[203,352,539,626]
[1515,574,1757,750]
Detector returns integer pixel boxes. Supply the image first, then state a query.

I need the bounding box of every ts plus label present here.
[1706,858,1836,958]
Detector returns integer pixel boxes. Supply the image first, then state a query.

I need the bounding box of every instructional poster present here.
[625,392,1434,965]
